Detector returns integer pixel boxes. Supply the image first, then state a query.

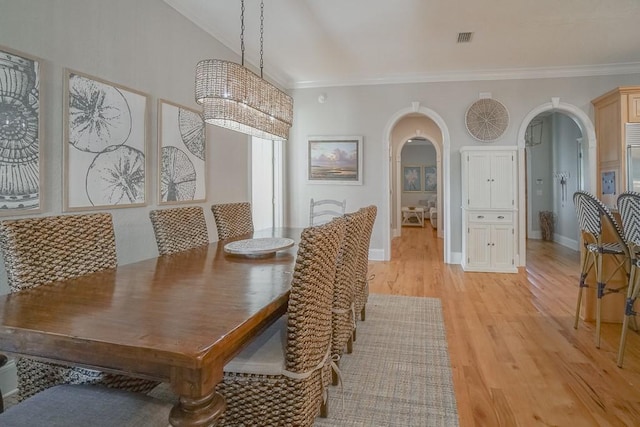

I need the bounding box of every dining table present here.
[0,227,303,426]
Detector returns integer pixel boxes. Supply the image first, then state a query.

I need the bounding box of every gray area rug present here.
[314,293,459,427]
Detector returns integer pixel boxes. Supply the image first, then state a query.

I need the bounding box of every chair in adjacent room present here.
[354,205,378,333]
[216,217,346,425]
[149,206,209,255]
[309,198,346,226]
[211,202,254,240]
[0,384,172,426]
[0,213,159,401]
[572,191,631,348]
[615,191,640,367]
[330,209,367,385]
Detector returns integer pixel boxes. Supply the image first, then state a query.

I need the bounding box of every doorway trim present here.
[516,98,596,265]
[395,134,442,239]
[382,102,452,263]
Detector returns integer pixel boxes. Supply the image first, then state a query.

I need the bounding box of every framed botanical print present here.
[424,165,437,192]
[403,165,421,192]
[158,99,206,204]
[63,69,149,211]
[0,45,43,214]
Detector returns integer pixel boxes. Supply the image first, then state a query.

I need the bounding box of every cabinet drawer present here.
[468,212,512,223]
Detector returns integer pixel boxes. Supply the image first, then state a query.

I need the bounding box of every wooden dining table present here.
[0,227,303,426]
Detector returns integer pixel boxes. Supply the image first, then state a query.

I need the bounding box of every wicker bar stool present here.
[354,205,378,334]
[0,213,158,401]
[149,206,209,255]
[572,191,630,348]
[616,191,640,366]
[330,209,367,385]
[211,202,254,240]
[217,217,346,426]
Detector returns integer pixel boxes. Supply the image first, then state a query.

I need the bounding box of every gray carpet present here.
[314,294,459,427]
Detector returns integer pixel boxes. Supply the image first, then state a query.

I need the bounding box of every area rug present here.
[144,294,459,426]
[315,293,459,427]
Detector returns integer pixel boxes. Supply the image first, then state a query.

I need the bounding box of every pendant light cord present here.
[260,0,264,78]
[240,0,245,66]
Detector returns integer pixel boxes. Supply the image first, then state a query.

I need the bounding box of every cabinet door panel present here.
[630,94,640,123]
[491,224,514,270]
[490,153,514,209]
[466,153,492,209]
[467,224,491,268]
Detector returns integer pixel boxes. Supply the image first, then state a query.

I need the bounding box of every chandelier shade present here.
[195,59,293,141]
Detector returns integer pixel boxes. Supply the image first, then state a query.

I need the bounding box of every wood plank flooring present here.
[368,225,640,427]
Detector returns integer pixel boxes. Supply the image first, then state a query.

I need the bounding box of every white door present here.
[466,152,492,209]
[467,223,491,268]
[490,152,515,209]
[491,224,514,270]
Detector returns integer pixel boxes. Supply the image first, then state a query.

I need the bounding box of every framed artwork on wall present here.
[63,69,149,211]
[424,165,437,192]
[308,135,363,185]
[0,45,43,214]
[403,165,422,192]
[158,99,206,204]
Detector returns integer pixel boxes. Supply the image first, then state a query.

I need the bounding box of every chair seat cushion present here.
[0,384,172,427]
[586,242,626,254]
[224,315,287,376]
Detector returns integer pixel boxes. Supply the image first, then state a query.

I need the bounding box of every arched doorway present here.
[382,102,452,263]
[517,98,596,265]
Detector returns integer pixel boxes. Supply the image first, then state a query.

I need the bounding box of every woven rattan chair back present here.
[286,217,346,375]
[0,213,117,293]
[149,206,209,255]
[211,202,254,240]
[309,198,346,226]
[615,191,640,367]
[617,191,640,250]
[331,209,367,361]
[573,191,626,248]
[355,205,378,321]
[0,213,158,400]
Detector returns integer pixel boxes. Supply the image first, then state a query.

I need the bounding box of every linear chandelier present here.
[195,0,293,141]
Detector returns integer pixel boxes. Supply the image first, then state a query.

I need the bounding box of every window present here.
[251,138,284,230]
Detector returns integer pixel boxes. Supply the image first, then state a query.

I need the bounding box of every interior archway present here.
[516,99,596,265]
[382,102,452,263]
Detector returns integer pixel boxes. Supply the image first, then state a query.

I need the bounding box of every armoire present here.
[461,146,518,273]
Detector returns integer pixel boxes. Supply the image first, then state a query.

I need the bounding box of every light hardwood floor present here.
[368,225,640,426]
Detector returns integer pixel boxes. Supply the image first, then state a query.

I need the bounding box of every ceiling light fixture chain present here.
[240,0,245,66]
[260,0,264,78]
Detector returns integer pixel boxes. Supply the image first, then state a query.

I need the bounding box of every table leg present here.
[169,391,226,426]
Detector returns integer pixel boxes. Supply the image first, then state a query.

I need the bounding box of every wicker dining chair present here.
[211,202,254,240]
[0,213,159,401]
[149,206,209,255]
[572,191,630,348]
[0,384,172,426]
[330,209,367,385]
[616,191,640,367]
[354,205,378,332]
[309,198,346,226]
[217,217,346,426]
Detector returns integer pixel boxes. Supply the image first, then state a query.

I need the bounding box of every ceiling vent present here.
[457,32,473,43]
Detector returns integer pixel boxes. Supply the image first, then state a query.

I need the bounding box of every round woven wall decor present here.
[465,98,509,142]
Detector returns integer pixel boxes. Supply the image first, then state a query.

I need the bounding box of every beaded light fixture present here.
[195,0,293,141]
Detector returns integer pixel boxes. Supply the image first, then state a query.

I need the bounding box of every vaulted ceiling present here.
[165,0,640,89]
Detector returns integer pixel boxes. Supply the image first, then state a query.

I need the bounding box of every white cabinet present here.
[461,147,518,273]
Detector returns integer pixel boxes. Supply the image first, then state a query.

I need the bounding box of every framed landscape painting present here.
[308,135,363,185]
[0,45,43,214]
[403,166,422,192]
[63,69,149,211]
[158,99,206,204]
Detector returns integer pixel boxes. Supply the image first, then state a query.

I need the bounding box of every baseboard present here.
[392,228,400,239]
[0,357,17,399]
[369,249,385,261]
[449,251,462,265]
[529,230,542,239]
[553,235,579,251]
